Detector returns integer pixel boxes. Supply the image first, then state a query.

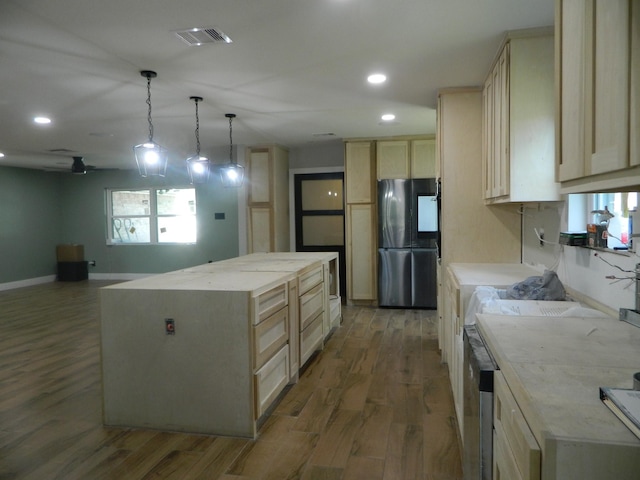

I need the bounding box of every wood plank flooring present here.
[0,281,462,480]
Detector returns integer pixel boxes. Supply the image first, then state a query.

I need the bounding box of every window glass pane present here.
[157,189,196,215]
[302,216,344,246]
[111,217,150,243]
[112,190,150,215]
[301,179,343,211]
[158,216,197,243]
[590,192,638,248]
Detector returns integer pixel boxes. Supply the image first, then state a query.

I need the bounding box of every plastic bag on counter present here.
[465,286,507,325]
[505,270,566,301]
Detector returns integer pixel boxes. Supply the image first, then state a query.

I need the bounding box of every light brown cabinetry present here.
[246,145,289,252]
[483,28,559,203]
[345,141,377,304]
[557,0,640,192]
[445,268,463,437]
[493,371,541,480]
[377,138,437,180]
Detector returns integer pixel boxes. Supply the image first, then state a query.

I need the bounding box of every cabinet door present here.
[484,44,509,199]
[497,45,510,197]
[590,0,630,175]
[483,75,495,199]
[411,139,436,178]
[345,142,374,203]
[377,140,410,179]
[346,203,376,300]
[287,280,299,381]
[489,45,510,198]
[248,206,272,253]
[632,3,640,168]
[557,0,591,181]
[248,150,271,204]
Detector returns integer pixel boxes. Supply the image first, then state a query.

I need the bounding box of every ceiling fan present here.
[45,156,118,174]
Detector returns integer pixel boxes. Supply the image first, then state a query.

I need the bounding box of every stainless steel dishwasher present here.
[463,324,497,480]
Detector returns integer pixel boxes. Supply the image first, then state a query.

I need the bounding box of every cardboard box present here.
[56,244,84,262]
[559,231,587,246]
[587,224,608,249]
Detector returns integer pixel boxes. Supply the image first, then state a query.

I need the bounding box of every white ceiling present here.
[0,0,554,172]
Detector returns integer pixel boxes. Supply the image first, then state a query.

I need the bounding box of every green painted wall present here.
[0,163,240,284]
[0,167,63,283]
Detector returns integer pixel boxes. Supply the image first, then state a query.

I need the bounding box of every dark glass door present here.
[294,172,346,299]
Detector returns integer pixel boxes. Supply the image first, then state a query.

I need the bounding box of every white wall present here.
[521,201,638,312]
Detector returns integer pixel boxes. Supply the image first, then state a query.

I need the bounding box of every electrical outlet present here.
[165,318,175,335]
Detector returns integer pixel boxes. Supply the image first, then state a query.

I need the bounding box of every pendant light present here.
[133,70,168,177]
[219,113,244,187]
[185,96,210,184]
[71,156,87,175]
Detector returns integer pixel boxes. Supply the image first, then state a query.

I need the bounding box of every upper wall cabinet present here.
[557,0,640,193]
[483,28,560,204]
[345,142,375,203]
[377,138,436,180]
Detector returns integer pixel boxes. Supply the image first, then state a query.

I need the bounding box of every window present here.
[568,192,638,249]
[107,188,197,244]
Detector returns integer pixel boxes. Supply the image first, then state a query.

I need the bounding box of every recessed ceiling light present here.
[34,116,51,124]
[381,113,395,121]
[0,152,5,158]
[367,73,387,85]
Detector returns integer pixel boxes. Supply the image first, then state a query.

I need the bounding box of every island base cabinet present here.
[101,288,257,438]
[254,345,289,418]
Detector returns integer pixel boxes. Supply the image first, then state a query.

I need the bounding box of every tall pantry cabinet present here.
[344,141,377,304]
[246,145,290,253]
[437,88,521,439]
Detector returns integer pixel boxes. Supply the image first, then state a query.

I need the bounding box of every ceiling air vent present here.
[174,27,232,46]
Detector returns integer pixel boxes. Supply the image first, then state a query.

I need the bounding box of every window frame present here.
[106,186,197,246]
[567,192,638,250]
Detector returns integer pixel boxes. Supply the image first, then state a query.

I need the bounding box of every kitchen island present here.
[100,252,339,438]
[476,312,640,479]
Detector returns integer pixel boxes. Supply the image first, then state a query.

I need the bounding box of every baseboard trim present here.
[0,275,56,291]
[0,273,151,291]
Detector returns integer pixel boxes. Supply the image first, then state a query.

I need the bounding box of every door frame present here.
[288,166,344,250]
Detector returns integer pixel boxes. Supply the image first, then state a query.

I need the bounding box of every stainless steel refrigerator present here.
[378,178,439,308]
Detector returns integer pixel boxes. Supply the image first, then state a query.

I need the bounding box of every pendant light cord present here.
[228,114,233,164]
[194,99,201,156]
[146,75,154,143]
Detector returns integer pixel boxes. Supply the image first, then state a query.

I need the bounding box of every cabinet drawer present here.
[253,306,288,370]
[254,344,289,418]
[300,311,323,366]
[298,264,323,294]
[253,282,287,325]
[494,371,540,480]
[493,426,525,480]
[299,283,325,330]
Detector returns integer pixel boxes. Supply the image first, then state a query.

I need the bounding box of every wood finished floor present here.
[0,281,462,480]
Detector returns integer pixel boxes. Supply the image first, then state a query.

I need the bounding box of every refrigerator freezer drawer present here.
[378,249,411,307]
[411,249,437,308]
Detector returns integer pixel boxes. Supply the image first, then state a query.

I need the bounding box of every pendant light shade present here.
[219,113,244,187]
[71,156,87,175]
[185,96,210,184]
[133,70,168,177]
